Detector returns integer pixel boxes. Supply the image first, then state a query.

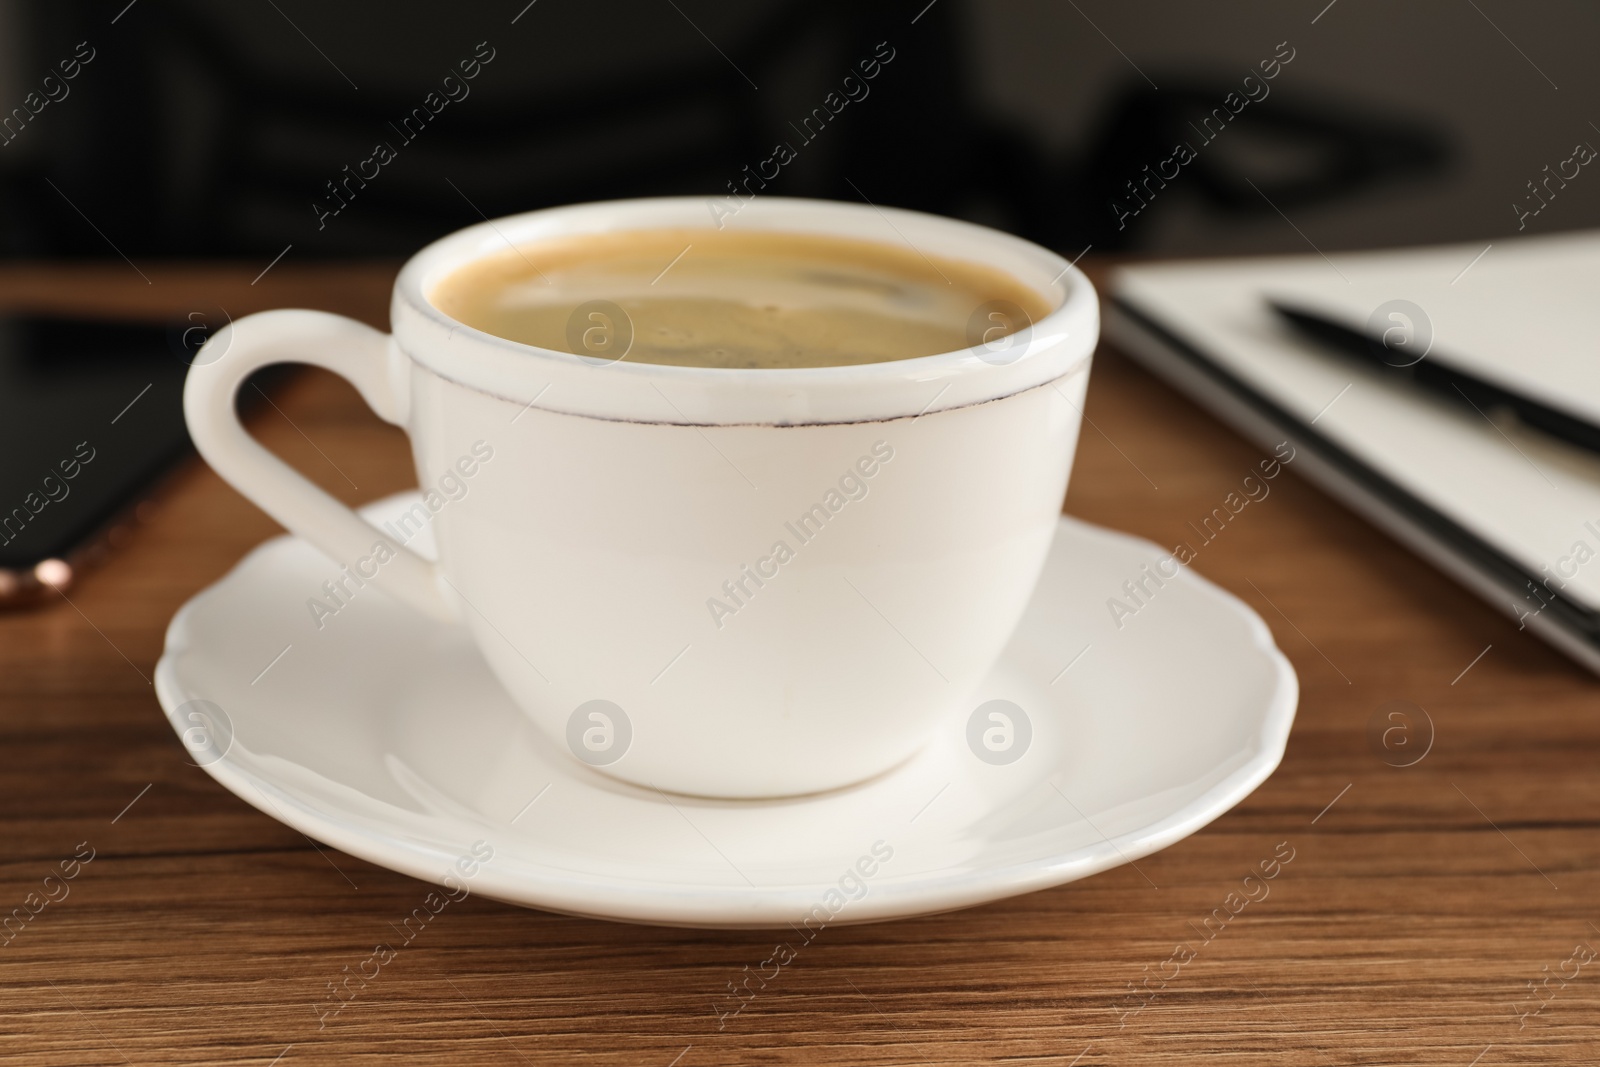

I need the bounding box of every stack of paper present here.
[1107,231,1600,674]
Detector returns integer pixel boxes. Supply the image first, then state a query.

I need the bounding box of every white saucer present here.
[155,493,1296,928]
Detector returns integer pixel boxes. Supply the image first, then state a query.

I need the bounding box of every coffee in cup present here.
[430,228,1051,369]
[185,197,1097,798]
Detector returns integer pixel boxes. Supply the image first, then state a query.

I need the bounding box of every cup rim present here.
[390,196,1097,426]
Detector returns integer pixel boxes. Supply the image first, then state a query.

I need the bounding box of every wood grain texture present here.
[1,262,1596,1066]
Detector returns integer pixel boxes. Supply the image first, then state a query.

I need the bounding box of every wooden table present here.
[3,262,1596,1066]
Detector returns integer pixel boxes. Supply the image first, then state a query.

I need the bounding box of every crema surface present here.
[429,228,1051,369]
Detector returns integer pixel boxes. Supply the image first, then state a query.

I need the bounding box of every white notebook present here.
[1107,231,1600,674]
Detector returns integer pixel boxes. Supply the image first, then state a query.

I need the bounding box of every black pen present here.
[1269,299,1600,456]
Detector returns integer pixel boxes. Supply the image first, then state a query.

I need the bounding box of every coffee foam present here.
[429,228,1051,369]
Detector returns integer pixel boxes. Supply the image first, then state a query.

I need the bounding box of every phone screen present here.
[0,316,193,571]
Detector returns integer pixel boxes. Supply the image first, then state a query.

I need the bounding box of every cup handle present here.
[183,309,457,621]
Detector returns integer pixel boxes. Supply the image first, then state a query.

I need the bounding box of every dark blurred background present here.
[0,0,1594,263]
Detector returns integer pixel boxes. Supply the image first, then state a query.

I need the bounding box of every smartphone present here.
[0,314,197,605]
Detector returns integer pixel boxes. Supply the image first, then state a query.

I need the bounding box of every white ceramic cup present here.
[185,196,1096,798]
